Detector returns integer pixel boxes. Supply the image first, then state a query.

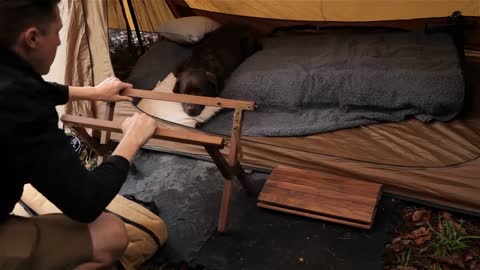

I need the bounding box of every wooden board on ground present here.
[257,165,383,229]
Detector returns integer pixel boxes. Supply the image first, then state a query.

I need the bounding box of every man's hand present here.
[121,113,157,147]
[68,77,133,102]
[111,113,157,163]
[94,77,133,102]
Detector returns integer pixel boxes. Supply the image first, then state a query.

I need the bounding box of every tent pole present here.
[118,0,133,49]
[125,0,145,54]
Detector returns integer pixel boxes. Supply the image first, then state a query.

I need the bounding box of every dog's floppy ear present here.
[205,71,219,96]
[172,74,181,93]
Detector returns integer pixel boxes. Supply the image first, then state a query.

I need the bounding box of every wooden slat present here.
[275,165,380,189]
[265,180,377,206]
[260,185,374,215]
[259,186,373,223]
[100,102,116,145]
[268,172,379,199]
[97,102,116,164]
[61,115,224,147]
[217,108,244,232]
[121,89,255,110]
[257,203,371,229]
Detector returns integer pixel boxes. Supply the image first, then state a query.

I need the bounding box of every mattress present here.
[101,58,480,214]
[202,32,464,136]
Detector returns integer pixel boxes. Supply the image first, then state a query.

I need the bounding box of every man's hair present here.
[0,0,60,47]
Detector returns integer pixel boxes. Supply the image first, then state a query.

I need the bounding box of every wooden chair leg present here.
[218,179,234,233]
[232,163,255,195]
[97,102,116,165]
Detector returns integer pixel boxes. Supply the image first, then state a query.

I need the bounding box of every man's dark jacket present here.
[0,45,130,222]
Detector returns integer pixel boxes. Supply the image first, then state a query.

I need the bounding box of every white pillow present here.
[136,73,222,128]
[157,16,221,44]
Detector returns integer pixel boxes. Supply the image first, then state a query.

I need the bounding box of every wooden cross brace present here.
[61,88,256,233]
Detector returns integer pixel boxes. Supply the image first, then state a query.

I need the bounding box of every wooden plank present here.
[260,185,374,216]
[257,203,371,229]
[61,115,224,147]
[275,165,380,189]
[121,88,255,110]
[268,172,380,199]
[259,187,373,223]
[265,180,377,206]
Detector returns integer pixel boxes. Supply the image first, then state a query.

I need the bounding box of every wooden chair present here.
[61,88,255,233]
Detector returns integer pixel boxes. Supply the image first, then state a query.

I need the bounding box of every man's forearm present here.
[112,135,142,163]
[68,86,98,101]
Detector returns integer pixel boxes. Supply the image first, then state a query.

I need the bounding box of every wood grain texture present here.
[121,89,255,110]
[265,180,377,205]
[258,165,383,228]
[61,115,224,147]
[257,203,371,229]
[260,186,374,218]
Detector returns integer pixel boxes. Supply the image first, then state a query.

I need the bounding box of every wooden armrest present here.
[61,115,225,148]
[121,89,255,110]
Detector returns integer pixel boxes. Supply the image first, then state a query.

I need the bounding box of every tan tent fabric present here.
[52,0,116,118]
[186,0,480,21]
[107,0,175,31]
[64,0,96,118]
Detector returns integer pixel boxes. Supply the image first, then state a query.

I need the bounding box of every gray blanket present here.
[201,32,464,137]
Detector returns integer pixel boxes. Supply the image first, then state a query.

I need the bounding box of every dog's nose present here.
[187,107,199,116]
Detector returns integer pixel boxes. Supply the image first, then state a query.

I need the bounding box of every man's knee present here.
[89,213,128,265]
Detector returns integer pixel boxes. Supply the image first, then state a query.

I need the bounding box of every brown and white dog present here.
[173,24,259,116]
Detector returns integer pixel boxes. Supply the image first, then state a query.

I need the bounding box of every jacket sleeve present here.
[28,129,131,223]
[46,82,69,105]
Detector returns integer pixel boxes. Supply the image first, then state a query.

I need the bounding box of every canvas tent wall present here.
[48,0,480,213]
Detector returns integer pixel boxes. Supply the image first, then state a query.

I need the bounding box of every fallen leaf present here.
[402,227,432,246]
[414,235,431,245]
[403,208,416,223]
[388,240,412,252]
[440,211,453,220]
[392,236,403,244]
[428,255,465,269]
[397,266,417,270]
[412,209,431,225]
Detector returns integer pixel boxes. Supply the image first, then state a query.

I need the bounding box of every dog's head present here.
[173,70,218,116]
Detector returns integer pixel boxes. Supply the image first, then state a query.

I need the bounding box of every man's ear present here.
[205,72,218,96]
[23,27,41,49]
